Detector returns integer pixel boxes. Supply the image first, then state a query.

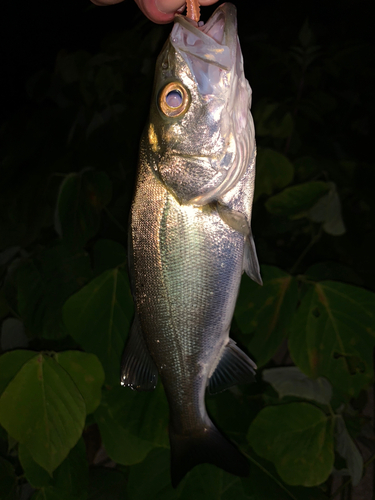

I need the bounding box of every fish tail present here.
[169,421,249,488]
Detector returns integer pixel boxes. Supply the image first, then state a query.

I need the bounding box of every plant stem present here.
[373,350,375,500]
[330,453,375,499]
[104,207,127,234]
[284,72,305,156]
[340,477,345,500]
[289,227,322,274]
[247,455,299,500]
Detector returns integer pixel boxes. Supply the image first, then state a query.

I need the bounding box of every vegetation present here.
[0,1,373,498]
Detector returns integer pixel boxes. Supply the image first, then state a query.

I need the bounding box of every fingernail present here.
[155,0,185,14]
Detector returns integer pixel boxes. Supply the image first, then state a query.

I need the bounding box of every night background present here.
[0,0,374,499]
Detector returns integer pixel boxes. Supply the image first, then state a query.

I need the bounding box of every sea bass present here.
[121,2,262,487]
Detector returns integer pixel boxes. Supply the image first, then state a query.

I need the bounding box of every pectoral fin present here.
[244,233,263,285]
[121,314,158,391]
[217,203,262,285]
[207,339,257,395]
[217,203,250,236]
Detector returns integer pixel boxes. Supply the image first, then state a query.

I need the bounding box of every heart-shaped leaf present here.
[0,354,85,474]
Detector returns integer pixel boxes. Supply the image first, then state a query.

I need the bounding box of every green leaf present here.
[20,438,88,498]
[235,266,299,366]
[95,384,169,466]
[178,466,253,500]
[0,354,86,474]
[88,468,127,500]
[54,351,105,414]
[305,262,363,287]
[92,239,127,276]
[263,367,332,405]
[0,423,8,441]
[247,452,330,500]
[17,245,92,339]
[335,415,363,486]
[254,102,294,139]
[0,175,52,252]
[55,169,112,250]
[294,156,320,182]
[126,448,175,500]
[308,182,345,235]
[127,448,252,500]
[48,437,88,499]
[289,281,375,398]
[19,443,52,487]
[0,288,10,321]
[254,148,294,200]
[63,268,133,385]
[265,182,329,218]
[30,488,74,500]
[0,457,17,500]
[0,350,36,396]
[128,448,329,500]
[247,403,334,486]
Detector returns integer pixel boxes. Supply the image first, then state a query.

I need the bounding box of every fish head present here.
[145,2,255,205]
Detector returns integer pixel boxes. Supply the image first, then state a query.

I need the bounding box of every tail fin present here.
[169,422,249,488]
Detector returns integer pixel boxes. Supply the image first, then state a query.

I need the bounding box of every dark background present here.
[1,1,374,499]
[1,0,374,121]
[2,0,374,280]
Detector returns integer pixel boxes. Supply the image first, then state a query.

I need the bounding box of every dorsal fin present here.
[121,314,158,391]
[207,340,256,395]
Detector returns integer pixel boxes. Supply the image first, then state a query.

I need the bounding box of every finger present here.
[133,0,174,23]
[155,0,218,14]
[192,0,218,5]
[90,0,124,5]
[90,0,220,24]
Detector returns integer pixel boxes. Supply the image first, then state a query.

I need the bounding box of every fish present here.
[121,2,262,487]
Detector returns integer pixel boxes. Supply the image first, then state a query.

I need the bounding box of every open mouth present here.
[171,3,237,79]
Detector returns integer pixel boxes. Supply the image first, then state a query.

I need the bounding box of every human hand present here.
[90,0,219,24]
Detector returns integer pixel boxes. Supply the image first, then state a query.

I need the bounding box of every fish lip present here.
[174,2,237,43]
[171,3,238,71]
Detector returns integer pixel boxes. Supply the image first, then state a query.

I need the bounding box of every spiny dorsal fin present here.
[121,314,158,391]
[207,340,257,395]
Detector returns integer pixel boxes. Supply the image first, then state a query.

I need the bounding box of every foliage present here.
[0,1,373,499]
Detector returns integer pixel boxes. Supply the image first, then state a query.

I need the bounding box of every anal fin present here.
[207,339,257,395]
[120,314,158,391]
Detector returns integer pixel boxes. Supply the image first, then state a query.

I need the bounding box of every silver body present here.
[122,3,261,485]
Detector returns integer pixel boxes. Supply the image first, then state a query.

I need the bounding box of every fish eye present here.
[166,90,182,108]
[158,82,190,118]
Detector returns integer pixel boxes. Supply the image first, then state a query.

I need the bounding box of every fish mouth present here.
[171,3,238,94]
[154,3,254,207]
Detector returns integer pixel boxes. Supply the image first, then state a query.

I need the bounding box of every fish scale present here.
[121,3,262,487]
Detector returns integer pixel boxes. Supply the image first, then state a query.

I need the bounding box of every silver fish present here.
[121,2,262,487]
